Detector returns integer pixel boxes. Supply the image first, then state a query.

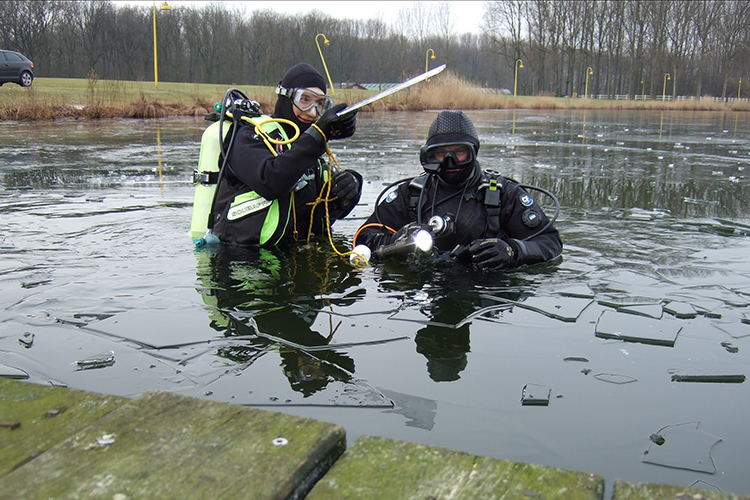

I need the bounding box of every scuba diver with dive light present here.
[191,62,362,247]
[353,110,562,270]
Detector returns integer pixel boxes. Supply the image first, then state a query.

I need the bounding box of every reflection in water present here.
[376,258,534,382]
[195,243,361,397]
[2,111,750,496]
[196,241,538,390]
[581,110,587,144]
[156,127,163,195]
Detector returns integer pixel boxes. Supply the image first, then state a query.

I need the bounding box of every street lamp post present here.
[315,33,334,95]
[153,1,170,89]
[662,73,671,101]
[641,79,645,100]
[739,78,742,100]
[425,49,436,73]
[584,67,593,98]
[514,59,523,97]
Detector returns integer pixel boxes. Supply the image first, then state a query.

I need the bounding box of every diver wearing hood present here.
[212,63,362,246]
[355,110,562,270]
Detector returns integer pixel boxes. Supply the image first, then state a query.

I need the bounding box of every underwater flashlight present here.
[372,229,434,260]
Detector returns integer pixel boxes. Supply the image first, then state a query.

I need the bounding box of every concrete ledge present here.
[306,435,604,500]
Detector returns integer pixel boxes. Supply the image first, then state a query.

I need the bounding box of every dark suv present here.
[1,49,34,87]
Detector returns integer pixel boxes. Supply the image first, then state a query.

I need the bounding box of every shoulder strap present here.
[408,174,429,213]
[480,170,504,236]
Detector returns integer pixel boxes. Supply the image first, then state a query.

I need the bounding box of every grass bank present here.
[1,71,748,121]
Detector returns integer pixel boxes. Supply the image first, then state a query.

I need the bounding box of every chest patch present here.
[520,193,534,206]
[522,209,541,228]
[382,186,399,204]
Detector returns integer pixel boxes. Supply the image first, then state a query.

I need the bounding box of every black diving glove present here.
[313,103,357,141]
[331,170,360,207]
[467,238,518,270]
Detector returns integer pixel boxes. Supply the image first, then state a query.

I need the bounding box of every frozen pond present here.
[1,109,750,496]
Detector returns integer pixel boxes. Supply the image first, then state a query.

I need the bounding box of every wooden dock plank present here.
[612,479,750,500]
[0,389,345,500]
[0,379,128,478]
[306,435,604,500]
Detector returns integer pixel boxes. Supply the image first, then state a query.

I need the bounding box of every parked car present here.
[0,49,34,87]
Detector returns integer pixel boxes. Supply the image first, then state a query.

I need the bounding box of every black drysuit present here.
[356,165,562,268]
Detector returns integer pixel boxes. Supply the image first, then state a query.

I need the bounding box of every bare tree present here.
[714,0,750,98]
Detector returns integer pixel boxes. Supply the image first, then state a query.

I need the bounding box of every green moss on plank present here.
[0,390,345,500]
[612,480,750,500]
[307,435,604,500]
[0,379,128,477]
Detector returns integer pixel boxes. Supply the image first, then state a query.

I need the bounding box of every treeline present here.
[1,0,748,99]
[485,0,750,99]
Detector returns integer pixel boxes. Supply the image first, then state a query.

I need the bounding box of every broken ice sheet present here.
[643,421,722,473]
[558,284,596,299]
[615,303,664,319]
[381,389,437,431]
[75,351,115,371]
[482,294,593,323]
[595,310,682,347]
[663,301,698,319]
[712,321,750,339]
[521,383,551,406]
[0,363,30,379]
[594,373,637,385]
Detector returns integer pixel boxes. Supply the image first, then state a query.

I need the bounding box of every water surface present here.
[1,110,750,496]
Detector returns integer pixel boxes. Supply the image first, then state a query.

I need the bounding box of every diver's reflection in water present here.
[379,260,528,383]
[415,302,472,382]
[195,243,361,397]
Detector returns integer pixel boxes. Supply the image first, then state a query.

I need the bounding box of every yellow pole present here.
[425,49,435,73]
[663,73,671,101]
[585,67,593,98]
[739,78,742,100]
[152,2,170,89]
[315,34,334,95]
[514,59,523,97]
[153,2,158,89]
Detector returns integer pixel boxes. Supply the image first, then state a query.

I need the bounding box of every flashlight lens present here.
[413,230,434,253]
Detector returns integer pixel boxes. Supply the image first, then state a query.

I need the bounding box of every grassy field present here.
[1,71,748,120]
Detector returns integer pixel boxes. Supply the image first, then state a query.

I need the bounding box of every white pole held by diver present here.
[337,64,446,116]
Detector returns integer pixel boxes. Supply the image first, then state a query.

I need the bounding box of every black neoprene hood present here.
[425,110,480,153]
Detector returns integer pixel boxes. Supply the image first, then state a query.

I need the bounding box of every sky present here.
[115,1,486,35]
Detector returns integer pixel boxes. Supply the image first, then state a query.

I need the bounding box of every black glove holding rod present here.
[304,103,357,144]
[331,170,360,208]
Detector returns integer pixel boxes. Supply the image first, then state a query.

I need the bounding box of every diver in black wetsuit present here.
[212,62,362,246]
[355,110,562,270]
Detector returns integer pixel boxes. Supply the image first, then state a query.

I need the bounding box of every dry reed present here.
[0,70,747,121]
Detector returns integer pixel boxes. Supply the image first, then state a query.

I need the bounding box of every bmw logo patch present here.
[520,193,534,206]
[521,209,541,228]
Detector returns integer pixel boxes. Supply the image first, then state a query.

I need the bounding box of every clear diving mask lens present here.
[275,84,334,115]
[419,143,475,173]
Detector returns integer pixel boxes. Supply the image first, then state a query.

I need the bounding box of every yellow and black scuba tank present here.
[190,116,232,242]
[190,89,266,247]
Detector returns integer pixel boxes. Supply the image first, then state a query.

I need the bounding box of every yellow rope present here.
[225,111,366,267]
[306,146,369,267]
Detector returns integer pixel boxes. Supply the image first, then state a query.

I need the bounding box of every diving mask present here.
[275,84,334,115]
[419,142,476,173]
